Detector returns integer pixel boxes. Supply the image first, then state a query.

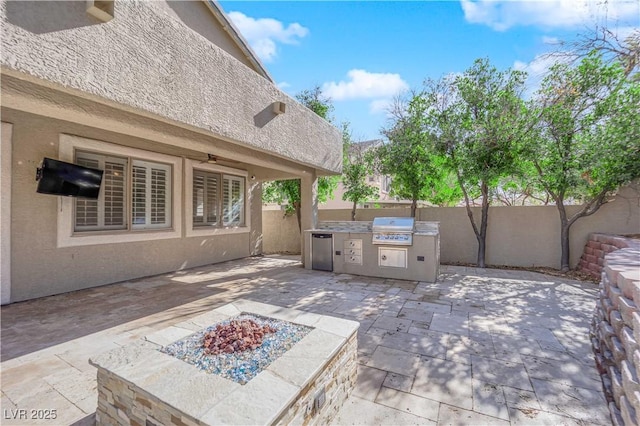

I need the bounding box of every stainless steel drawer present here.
[344,239,362,249]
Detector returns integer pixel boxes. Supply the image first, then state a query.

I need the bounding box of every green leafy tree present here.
[341,125,378,221]
[262,86,339,230]
[426,59,528,267]
[378,93,461,217]
[525,53,640,271]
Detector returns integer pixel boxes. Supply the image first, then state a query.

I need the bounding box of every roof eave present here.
[203,0,274,83]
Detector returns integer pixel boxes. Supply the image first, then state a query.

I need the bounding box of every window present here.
[74,151,172,232]
[223,175,245,226]
[193,171,220,226]
[191,170,245,228]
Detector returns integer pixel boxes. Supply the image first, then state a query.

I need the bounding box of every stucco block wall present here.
[263,182,639,269]
[0,0,341,174]
[262,212,301,254]
[6,115,256,303]
[591,236,640,425]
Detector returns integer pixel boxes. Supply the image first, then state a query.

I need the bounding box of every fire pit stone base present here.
[90,300,359,426]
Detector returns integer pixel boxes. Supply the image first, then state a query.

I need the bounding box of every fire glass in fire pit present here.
[161,314,313,384]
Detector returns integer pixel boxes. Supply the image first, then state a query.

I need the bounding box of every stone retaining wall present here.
[579,234,636,278]
[591,234,640,425]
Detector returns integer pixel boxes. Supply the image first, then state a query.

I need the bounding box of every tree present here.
[261,86,339,230]
[524,52,640,271]
[426,59,528,267]
[340,125,378,221]
[377,93,461,217]
[548,26,639,80]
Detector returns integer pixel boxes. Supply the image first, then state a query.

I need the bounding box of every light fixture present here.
[272,101,286,115]
[86,0,114,22]
[207,154,217,164]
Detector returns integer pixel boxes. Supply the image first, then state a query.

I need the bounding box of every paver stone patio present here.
[0,256,608,425]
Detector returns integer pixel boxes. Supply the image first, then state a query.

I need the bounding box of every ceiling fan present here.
[199,154,241,164]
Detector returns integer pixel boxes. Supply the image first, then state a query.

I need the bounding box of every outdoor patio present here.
[1,255,609,425]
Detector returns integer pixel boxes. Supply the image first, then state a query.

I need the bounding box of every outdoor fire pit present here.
[90,300,359,425]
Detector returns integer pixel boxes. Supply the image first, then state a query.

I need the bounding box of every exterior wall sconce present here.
[86,0,114,22]
[272,101,286,115]
[207,154,217,164]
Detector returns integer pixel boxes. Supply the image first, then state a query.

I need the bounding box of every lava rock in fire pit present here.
[203,319,276,355]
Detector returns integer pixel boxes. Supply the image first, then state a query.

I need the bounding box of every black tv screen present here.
[36,157,104,199]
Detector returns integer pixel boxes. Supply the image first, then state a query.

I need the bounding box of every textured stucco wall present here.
[6,113,256,302]
[263,185,640,269]
[0,0,342,174]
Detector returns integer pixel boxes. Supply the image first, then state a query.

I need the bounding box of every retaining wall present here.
[591,235,640,425]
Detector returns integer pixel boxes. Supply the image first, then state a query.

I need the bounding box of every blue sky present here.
[219,0,639,141]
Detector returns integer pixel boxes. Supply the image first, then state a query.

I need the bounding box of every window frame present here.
[185,159,250,238]
[58,134,182,248]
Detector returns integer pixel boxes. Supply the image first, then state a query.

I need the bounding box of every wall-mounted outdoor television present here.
[36,157,104,199]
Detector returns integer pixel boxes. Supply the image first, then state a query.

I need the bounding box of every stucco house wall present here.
[1,0,342,303]
[0,0,342,174]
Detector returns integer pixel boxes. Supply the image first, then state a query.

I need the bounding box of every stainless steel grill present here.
[371,217,415,246]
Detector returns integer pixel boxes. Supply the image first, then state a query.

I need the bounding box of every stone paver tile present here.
[366,327,393,338]
[335,395,433,425]
[358,333,383,356]
[472,380,510,420]
[403,300,451,314]
[493,349,523,364]
[338,289,373,302]
[437,403,510,426]
[537,338,566,352]
[370,316,413,333]
[510,325,562,344]
[530,378,609,424]
[429,313,469,336]
[447,335,495,364]
[386,279,418,291]
[492,333,540,355]
[0,357,72,389]
[383,372,414,393]
[469,314,512,334]
[376,386,440,421]
[380,331,447,359]
[502,385,541,410]
[367,346,421,376]
[522,355,602,391]
[366,283,391,293]
[44,369,97,414]
[507,407,581,425]
[1,386,85,426]
[471,355,532,391]
[397,307,434,323]
[411,357,473,410]
[1,391,17,412]
[352,365,387,401]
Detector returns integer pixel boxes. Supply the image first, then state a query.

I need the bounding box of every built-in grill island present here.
[304,218,440,282]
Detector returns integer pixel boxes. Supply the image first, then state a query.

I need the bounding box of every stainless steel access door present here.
[311,233,333,272]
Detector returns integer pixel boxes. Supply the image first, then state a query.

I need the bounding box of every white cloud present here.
[460,0,640,31]
[514,54,570,98]
[369,99,393,114]
[322,69,409,101]
[542,35,560,45]
[227,11,309,62]
[277,81,291,90]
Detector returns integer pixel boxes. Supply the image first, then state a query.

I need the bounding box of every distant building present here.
[320,139,409,209]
